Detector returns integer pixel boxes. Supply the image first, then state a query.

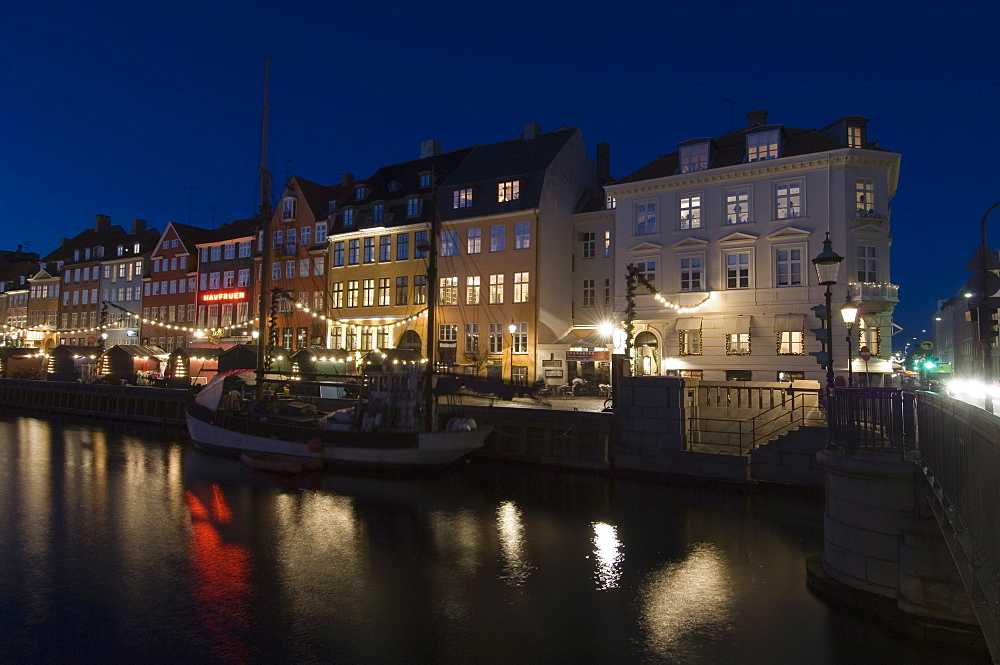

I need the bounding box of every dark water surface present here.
[0,414,985,664]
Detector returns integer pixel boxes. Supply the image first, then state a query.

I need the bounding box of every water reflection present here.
[639,542,733,658]
[496,500,531,586]
[591,522,623,590]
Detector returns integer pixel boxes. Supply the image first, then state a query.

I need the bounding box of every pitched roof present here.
[441,127,577,186]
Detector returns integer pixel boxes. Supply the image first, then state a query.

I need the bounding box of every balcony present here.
[848,282,899,311]
[853,208,887,224]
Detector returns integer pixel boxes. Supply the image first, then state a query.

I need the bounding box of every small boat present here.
[239,452,323,474]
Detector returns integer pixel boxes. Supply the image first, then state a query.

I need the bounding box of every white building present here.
[604,110,900,385]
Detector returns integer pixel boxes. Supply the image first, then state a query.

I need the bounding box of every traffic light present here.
[810,327,829,346]
[809,350,829,368]
[809,325,829,367]
[977,305,999,342]
[810,304,828,322]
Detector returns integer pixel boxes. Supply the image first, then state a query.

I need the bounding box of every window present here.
[605,231,611,258]
[332,282,344,308]
[347,281,359,307]
[857,245,877,282]
[379,235,391,262]
[513,272,529,303]
[407,198,420,216]
[726,333,750,355]
[316,222,327,243]
[348,239,359,265]
[465,323,480,353]
[726,252,750,289]
[679,142,710,173]
[285,261,295,279]
[343,209,355,226]
[453,188,473,208]
[415,231,428,259]
[364,237,375,263]
[373,204,384,223]
[313,256,324,276]
[238,269,250,287]
[512,322,528,353]
[299,259,310,277]
[396,233,409,260]
[414,275,427,305]
[440,277,458,305]
[489,274,504,304]
[362,279,375,307]
[467,228,481,254]
[378,278,390,306]
[117,245,124,257]
[395,276,408,305]
[223,270,235,288]
[224,243,235,260]
[287,228,296,248]
[439,323,458,343]
[581,232,596,259]
[848,126,863,148]
[440,231,459,257]
[333,241,345,267]
[635,260,656,289]
[777,331,804,355]
[209,272,221,289]
[680,257,701,291]
[356,186,367,200]
[775,182,801,219]
[679,329,702,355]
[273,231,283,249]
[514,222,530,249]
[636,202,657,235]
[747,129,780,161]
[420,173,431,188]
[488,323,503,353]
[490,225,505,252]
[856,178,875,215]
[725,188,750,224]
[583,279,595,307]
[498,180,520,202]
[271,263,280,280]
[466,276,480,304]
[679,196,701,229]
[282,197,296,220]
[211,245,222,261]
[300,227,311,246]
[605,278,611,306]
[775,248,802,287]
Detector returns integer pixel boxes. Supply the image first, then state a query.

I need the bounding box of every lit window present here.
[414,275,427,305]
[848,126,863,148]
[362,279,374,307]
[606,194,616,210]
[513,272,529,303]
[679,329,702,355]
[498,180,520,203]
[347,281,359,307]
[679,142,710,173]
[440,276,458,305]
[679,196,701,229]
[488,323,503,353]
[775,182,801,219]
[856,178,876,216]
[725,189,750,224]
[726,333,750,355]
[453,188,473,209]
[489,274,504,304]
[636,202,657,235]
[777,330,804,355]
[467,228,481,254]
[332,282,344,308]
[466,276,480,304]
[512,322,528,353]
[439,323,457,342]
[747,129,780,162]
[726,253,750,289]
[465,322,480,354]
[395,277,408,305]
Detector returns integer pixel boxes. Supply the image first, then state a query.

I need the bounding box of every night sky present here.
[4,1,998,349]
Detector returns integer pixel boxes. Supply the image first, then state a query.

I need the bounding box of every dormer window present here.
[282,196,296,221]
[498,180,520,203]
[133,242,140,253]
[419,173,432,188]
[97,246,104,257]
[389,181,400,192]
[407,198,420,216]
[84,248,91,260]
[747,129,780,162]
[605,194,616,210]
[117,244,125,257]
[679,142,710,173]
[453,188,473,209]
[343,209,355,226]
[848,126,864,148]
[373,204,384,223]
[356,186,368,200]
[73,250,79,261]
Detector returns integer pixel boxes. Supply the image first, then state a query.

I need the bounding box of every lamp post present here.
[840,295,859,387]
[508,320,517,383]
[812,232,844,393]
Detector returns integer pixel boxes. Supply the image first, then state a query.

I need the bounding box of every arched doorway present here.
[397,330,422,352]
[634,331,659,376]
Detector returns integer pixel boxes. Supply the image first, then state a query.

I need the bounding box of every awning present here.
[773,314,805,332]
[674,317,703,330]
[723,316,752,334]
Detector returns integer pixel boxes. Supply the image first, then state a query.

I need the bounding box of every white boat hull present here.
[186,409,488,469]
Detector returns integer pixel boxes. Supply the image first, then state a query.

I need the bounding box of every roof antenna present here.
[184,185,198,224]
[722,97,741,132]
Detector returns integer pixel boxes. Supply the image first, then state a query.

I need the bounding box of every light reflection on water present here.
[0,414,987,665]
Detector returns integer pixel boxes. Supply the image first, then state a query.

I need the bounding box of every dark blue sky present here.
[4,1,998,349]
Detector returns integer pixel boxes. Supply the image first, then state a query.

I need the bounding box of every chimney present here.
[94,214,111,231]
[131,219,147,234]
[420,139,441,158]
[60,238,70,246]
[596,142,611,180]
[746,110,768,127]
[16,244,21,253]
[522,122,541,140]
[341,173,354,185]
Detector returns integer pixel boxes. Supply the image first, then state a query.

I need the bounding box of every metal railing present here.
[828,387,915,455]
[916,391,1000,658]
[688,388,822,454]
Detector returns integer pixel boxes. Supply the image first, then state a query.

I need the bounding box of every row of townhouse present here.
[0,111,901,386]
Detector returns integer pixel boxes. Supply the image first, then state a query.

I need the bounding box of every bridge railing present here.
[916,391,1000,616]
[828,387,915,455]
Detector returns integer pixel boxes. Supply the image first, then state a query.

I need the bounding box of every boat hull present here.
[186,407,488,469]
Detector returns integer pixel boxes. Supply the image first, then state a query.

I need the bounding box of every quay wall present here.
[0,378,188,425]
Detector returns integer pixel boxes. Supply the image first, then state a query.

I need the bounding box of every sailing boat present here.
[184,56,490,469]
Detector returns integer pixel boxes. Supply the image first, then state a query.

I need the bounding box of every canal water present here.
[0,414,985,664]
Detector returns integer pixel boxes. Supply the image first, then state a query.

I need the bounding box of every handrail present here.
[688,389,821,454]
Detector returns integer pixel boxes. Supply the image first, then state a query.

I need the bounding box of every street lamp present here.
[840,295,859,387]
[508,320,517,383]
[812,232,844,393]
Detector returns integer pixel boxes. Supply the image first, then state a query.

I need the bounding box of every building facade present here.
[605,111,900,384]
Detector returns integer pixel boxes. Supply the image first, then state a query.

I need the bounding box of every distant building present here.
[190,218,259,348]
[605,110,900,384]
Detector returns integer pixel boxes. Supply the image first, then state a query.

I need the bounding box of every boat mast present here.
[255,53,272,401]
[423,170,438,430]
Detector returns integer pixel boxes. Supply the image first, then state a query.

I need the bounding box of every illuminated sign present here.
[201,291,246,302]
